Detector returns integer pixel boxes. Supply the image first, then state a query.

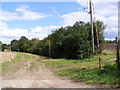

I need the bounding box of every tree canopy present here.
[11,21,105,59]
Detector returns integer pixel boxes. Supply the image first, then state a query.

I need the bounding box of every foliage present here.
[11,40,19,51]
[2,44,10,51]
[49,21,105,59]
[10,21,105,59]
[105,40,113,43]
[18,36,29,52]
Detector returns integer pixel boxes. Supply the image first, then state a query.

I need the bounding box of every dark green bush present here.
[11,21,105,59]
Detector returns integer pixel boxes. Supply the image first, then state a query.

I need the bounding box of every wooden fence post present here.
[116,37,120,87]
[116,37,120,70]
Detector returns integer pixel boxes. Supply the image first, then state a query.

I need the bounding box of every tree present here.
[2,44,9,51]
[11,39,19,51]
[93,21,106,53]
[105,40,113,43]
[8,20,105,60]
[18,36,29,52]
[27,38,39,53]
[50,27,65,58]
[48,21,105,59]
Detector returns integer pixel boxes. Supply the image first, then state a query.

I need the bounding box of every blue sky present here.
[3,2,81,28]
[0,0,118,44]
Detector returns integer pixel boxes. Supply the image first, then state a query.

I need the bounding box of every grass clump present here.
[42,52,118,87]
[56,64,118,86]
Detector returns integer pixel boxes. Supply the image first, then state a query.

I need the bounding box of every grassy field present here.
[41,51,119,87]
[0,51,119,87]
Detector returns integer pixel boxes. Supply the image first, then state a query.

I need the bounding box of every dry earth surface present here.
[0,52,16,63]
[0,52,107,88]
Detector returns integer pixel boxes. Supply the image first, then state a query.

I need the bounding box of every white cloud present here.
[105,38,115,41]
[0,2,118,42]
[77,0,119,7]
[16,5,29,12]
[31,27,42,33]
[0,21,8,29]
[94,3,118,40]
[95,3,118,17]
[61,1,118,40]
[0,5,49,21]
[61,11,89,26]
[105,28,118,35]
[0,5,52,43]
[51,7,61,17]
[31,25,61,34]
[0,21,29,43]
[0,21,61,44]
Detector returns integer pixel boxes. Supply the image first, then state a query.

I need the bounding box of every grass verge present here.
[41,52,118,87]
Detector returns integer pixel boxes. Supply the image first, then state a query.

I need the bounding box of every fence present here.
[104,43,119,52]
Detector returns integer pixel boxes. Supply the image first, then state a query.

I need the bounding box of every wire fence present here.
[104,43,120,53]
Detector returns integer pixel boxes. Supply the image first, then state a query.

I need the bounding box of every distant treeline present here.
[2,21,105,59]
[105,40,117,43]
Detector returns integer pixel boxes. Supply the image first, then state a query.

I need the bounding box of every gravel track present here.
[0,52,105,88]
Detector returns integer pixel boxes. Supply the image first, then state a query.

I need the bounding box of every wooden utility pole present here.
[92,2,101,71]
[48,26,51,59]
[49,35,51,58]
[89,0,95,54]
[9,42,12,62]
[116,37,120,69]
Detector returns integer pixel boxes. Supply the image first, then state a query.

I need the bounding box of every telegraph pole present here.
[10,43,12,61]
[49,35,51,58]
[116,37,120,69]
[89,0,95,54]
[8,29,12,62]
[92,2,101,71]
[48,26,51,58]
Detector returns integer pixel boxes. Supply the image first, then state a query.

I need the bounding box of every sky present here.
[0,0,119,44]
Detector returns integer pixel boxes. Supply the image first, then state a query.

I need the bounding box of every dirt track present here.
[1,62,98,88]
[0,52,105,88]
[0,52,16,63]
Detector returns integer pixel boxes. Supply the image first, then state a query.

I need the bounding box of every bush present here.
[10,21,105,60]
